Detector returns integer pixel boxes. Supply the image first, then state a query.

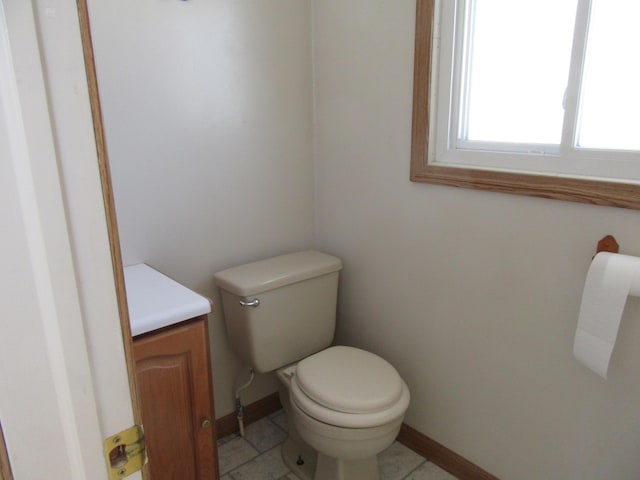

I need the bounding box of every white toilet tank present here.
[214,251,343,373]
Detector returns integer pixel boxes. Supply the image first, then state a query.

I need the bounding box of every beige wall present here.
[313,1,640,479]
[88,0,640,478]
[87,0,315,416]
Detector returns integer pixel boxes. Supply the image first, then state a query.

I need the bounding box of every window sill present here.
[410,161,640,209]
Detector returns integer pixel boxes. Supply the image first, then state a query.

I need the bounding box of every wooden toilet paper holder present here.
[596,235,619,255]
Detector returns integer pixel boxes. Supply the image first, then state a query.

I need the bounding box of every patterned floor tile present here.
[269,409,288,432]
[378,441,427,480]
[228,445,290,480]
[404,461,459,480]
[217,410,459,480]
[243,416,288,453]
[217,435,259,475]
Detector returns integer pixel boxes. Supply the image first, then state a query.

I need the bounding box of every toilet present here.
[214,250,410,480]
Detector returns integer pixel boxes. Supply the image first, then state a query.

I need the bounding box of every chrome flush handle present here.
[239,298,260,307]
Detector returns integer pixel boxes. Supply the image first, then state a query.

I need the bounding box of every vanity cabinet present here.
[133,316,218,479]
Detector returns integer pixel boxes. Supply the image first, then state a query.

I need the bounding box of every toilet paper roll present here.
[573,252,640,378]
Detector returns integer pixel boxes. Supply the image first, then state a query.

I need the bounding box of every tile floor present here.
[217,410,458,480]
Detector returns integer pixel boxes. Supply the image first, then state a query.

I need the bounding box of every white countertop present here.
[124,264,211,336]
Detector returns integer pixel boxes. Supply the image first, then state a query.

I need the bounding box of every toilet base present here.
[281,435,382,480]
[315,453,380,480]
[281,437,316,480]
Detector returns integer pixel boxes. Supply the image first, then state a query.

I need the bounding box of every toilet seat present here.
[291,346,410,429]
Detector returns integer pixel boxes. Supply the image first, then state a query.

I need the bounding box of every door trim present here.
[75,0,142,425]
[0,423,12,480]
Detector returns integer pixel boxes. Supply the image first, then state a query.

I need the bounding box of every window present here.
[411,0,640,209]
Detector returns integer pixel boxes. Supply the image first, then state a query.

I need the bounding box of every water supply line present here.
[234,367,255,437]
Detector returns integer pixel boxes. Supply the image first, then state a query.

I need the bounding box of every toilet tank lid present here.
[213,250,342,296]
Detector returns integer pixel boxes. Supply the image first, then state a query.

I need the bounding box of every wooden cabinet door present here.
[133,317,218,479]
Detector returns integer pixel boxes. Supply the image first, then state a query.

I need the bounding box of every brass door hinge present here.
[104,425,145,479]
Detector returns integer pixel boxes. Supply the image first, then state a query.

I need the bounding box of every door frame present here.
[0,0,141,477]
[0,424,11,480]
[75,0,142,425]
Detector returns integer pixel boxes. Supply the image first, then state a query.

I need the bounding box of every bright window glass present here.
[461,0,578,146]
[577,0,640,151]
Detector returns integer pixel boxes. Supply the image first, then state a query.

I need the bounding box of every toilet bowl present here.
[278,346,410,480]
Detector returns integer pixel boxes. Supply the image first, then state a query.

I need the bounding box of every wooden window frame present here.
[410,0,640,210]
